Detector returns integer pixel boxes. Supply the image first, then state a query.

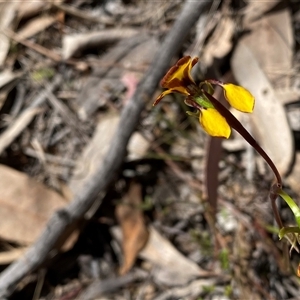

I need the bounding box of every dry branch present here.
[0,0,211,296]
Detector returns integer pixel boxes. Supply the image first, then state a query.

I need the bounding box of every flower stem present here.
[203,91,282,187]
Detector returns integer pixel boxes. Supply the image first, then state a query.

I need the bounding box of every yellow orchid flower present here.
[153,56,255,139]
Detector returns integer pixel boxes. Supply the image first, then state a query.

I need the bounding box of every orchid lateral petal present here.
[161,56,198,89]
[153,88,189,106]
[199,108,231,138]
[222,83,255,113]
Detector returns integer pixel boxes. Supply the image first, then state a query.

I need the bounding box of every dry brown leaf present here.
[116,181,149,275]
[17,15,56,40]
[0,1,19,66]
[231,40,293,175]
[0,164,68,245]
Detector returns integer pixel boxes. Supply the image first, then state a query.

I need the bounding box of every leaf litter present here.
[0,0,299,299]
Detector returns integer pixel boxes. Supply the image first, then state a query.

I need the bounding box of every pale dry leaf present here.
[0,107,42,155]
[231,40,293,175]
[17,0,49,20]
[62,28,138,59]
[116,181,149,275]
[0,1,19,66]
[202,16,235,66]
[0,247,27,265]
[0,164,68,245]
[243,9,294,90]
[243,0,281,26]
[139,226,207,286]
[0,70,21,88]
[17,15,56,40]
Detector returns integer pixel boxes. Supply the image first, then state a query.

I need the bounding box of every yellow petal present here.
[153,88,188,106]
[223,84,255,113]
[199,108,231,138]
[161,56,198,89]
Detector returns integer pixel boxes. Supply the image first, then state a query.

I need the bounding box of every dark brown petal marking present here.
[161,56,191,87]
[167,78,183,89]
[191,57,199,67]
[161,65,179,87]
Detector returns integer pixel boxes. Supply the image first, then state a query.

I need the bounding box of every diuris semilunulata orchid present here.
[153,56,255,139]
[153,56,300,263]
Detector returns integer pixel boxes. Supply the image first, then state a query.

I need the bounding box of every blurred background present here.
[0,0,299,299]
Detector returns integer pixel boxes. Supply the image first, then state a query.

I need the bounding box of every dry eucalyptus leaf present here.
[17,0,50,20]
[243,0,281,25]
[243,9,294,90]
[17,15,56,40]
[62,28,138,59]
[0,1,19,66]
[116,181,149,275]
[139,226,207,286]
[0,164,68,245]
[231,40,293,175]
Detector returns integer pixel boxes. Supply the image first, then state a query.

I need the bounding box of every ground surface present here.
[0,1,300,299]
